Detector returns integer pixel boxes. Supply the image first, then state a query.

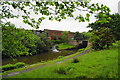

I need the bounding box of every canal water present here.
[2,50,76,65]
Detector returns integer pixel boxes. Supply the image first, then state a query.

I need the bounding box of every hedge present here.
[2,62,26,72]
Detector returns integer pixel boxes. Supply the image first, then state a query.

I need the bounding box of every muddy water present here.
[2,50,76,65]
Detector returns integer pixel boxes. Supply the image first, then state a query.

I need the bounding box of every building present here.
[32,30,44,36]
[32,29,79,45]
[44,29,74,40]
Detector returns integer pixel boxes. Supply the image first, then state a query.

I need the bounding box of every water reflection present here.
[2,50,76,65]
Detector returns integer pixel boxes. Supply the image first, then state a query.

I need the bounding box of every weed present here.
[72,58,79,63]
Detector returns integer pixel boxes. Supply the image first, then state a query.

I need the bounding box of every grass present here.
[57,43,75,50]
[2,46,88,75]
[8,47,118,78]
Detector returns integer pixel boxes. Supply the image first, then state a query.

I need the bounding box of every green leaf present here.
[86,13,90,18]
[12,2,17,9]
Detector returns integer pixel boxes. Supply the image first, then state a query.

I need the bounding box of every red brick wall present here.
[44,29,74,40]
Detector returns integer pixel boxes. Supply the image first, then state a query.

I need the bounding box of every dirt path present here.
[2,49,91,78]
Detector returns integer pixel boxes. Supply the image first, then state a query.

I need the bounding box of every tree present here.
[36,32,53,53]
[90,28,115,50]
[2,22,30,58]
[74,32,92,42]
[87,13,120,50]
[74,32,83,42]
[61,31,69,43]
[1,1,111,28]
[1,1,112,53]
[81,32,92,40]
[88,13,120,40]
[2,22,53,58]
[51,35,57,40]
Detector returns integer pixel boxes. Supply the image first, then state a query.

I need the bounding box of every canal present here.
[2,50,77,65]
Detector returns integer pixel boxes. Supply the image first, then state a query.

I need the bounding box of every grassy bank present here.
[2,46,89,75]
[9,47,118,78]
[57,43,75,50]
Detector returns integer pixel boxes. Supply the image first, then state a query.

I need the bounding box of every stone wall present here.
[69,40,80,46]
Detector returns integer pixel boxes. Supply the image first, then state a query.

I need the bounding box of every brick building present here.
[44,29,74,40]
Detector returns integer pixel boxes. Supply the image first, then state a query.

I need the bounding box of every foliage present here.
[90,28,115,50]
[14,62,26,68]
[55,67,67,75]
[2,22,30,58]
[57,43,75,50]
[74,32,92,42]
[2,62,26,72]
[2,22,52,58]
[10,47,118,78]
[78,48,85,52]
[88,13,120,50]
[2,64,16,72]
[74,32,83,42]
[55,65,74,75]
[36,32,53,53]
[112,40,120,48]
[58,56,64,59]
[1,1,111,28]
[51,40,63,44]
[60,31,70,43]
[51,35,57,40]
[88,13,120,40]
[82,32,93,40]
[72,58,79,63]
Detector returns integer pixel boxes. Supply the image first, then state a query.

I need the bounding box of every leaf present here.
[86,13,90,18]
[12,2,17,9]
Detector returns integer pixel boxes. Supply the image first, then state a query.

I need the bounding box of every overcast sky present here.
[8,0,120,32]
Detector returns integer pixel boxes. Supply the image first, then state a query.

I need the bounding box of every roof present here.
[44,29,74,34]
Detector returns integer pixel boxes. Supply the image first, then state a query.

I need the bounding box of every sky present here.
[7,0,120,32]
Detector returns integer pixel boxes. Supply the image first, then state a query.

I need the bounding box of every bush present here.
[55,66,74,75]
[2,62,26,72]
[2,22,37,58]
[72,58,79,63]
[78,48,85,52]
[14,62,26,68]
[56,67,67,75]
[2,64,16,71]
[51,40,62,44]
[112,40,120,47]
[2,22,53,58]
[58,56,64,59]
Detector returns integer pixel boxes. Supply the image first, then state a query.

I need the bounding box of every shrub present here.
[2,64,16,71]
[51,40,62,44]
[55,66,74,75]
[112,40,120,47]
[56,67,67,75]
[0,66,2,72]
[58,56,64,59]
[14,62,26,68]
[72,58,79,63]
[78,48,85,52]
[2,62,26,72]
[2,22,52,58]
